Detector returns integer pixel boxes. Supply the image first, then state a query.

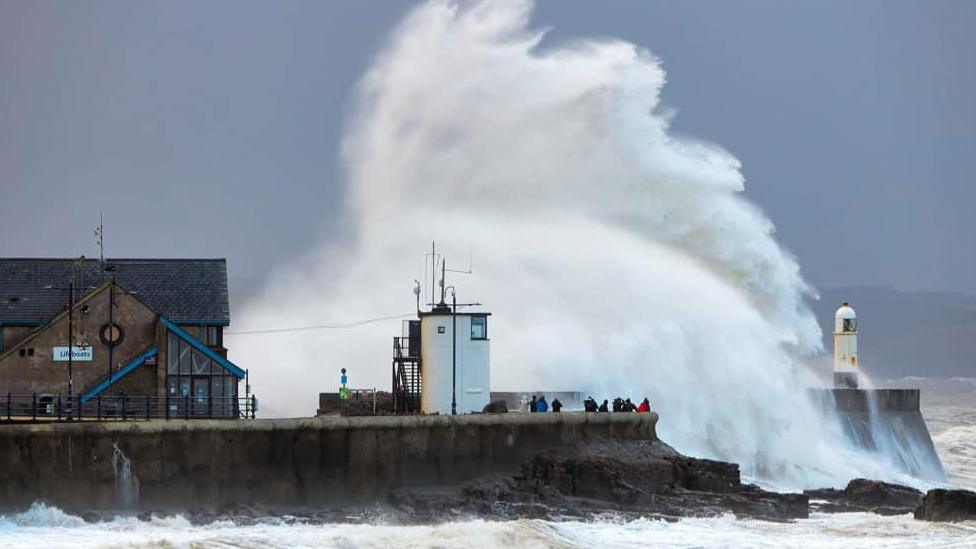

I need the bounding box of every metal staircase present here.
[392,320,422,413]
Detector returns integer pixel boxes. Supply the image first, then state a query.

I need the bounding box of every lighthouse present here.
[833,301,859,388]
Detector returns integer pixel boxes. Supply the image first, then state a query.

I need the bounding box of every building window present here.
[471,315,487,340]
[27,348,34,357]
[207,326,219,347]
[19,349,26,357]
[166,329,239,417]
[843,319,857,332]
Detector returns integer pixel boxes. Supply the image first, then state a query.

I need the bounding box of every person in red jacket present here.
[636,398,651,413]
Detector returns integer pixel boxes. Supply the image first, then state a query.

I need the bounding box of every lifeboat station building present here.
[0,258,247,418]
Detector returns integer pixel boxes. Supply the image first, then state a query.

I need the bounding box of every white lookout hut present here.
[392,251,491,415]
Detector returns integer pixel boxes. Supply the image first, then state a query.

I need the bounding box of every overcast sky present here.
[1,1,974,295]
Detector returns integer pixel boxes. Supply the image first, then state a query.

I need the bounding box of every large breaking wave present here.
[233,0,904,488]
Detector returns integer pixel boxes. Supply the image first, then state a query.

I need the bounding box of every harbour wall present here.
[808,388,946,484]
[0,412,657,512]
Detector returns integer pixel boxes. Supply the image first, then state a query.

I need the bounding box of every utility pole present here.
[106,264,116,393]
[68,277,74,401]
[45,256,86,405]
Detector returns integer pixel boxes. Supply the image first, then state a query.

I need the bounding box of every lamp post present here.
[447,286,457,416]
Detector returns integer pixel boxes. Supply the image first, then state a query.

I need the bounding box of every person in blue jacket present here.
[536,395,548,412]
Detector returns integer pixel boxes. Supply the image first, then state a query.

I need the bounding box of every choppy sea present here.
[2,377,974,549]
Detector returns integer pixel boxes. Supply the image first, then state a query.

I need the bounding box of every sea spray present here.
[111,442,140,510]
[233,0,889,488]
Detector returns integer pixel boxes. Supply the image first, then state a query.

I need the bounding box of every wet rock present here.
[218,502,272,518]
[517,439,807,521]
[680,458,740,493]
[914,489,976,522]
[80,511,102,523]
[382,439,810,523]
[481,400,508,414]
[805,478,922,515]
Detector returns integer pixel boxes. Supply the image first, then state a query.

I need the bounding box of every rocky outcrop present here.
[805,478,923,515]
[388,438,808,522]
[914,489,976,522]
[481,400,509,414]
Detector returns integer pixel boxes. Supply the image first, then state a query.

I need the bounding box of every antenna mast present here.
[440,259,447,305]
[95,212,105,274]
[430,241,436,309]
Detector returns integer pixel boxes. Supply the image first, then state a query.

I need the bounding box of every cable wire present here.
[224,313,415,336]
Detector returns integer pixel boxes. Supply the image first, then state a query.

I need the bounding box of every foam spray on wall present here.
[112,441,140,509]
[234,0,895,488]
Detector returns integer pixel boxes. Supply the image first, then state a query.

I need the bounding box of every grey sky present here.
[1,1,974,296]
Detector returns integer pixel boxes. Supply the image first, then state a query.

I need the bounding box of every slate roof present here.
[0,258,230,324]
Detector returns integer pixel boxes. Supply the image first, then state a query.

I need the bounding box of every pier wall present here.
[0,412,657,512]
[808,388,946,484]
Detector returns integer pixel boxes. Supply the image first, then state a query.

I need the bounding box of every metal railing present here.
[0,393,257,423]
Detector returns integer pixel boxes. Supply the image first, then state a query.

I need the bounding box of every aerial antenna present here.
[446,244,474,274]
[430,241,436,309]
[95,211,105,272]
[440,258,447,305]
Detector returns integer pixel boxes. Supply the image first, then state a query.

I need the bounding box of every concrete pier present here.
[0,412,657,512]
[809,388,946,484]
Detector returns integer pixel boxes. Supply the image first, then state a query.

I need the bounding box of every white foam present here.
[0,503,86,529]
[1,508,974,549]
[934,424,976,490]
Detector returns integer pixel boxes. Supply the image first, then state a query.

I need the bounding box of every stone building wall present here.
[0,326,38,354]
[0,286,159,396]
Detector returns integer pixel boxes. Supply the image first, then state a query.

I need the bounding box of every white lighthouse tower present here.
[833,301,859,388]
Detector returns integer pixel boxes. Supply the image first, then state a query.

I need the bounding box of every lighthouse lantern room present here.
[833,301,859,388]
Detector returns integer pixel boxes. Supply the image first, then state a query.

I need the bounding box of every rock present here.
[519,439,807,521]
[80,511,102,523]
[805,478,922,516]
[914,489,976,522]
[845,478,922,510]
[680,457,740,493]
[481,400,508,414]
[383,438,810,523]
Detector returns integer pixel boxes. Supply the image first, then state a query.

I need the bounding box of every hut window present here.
[471,316,487,340]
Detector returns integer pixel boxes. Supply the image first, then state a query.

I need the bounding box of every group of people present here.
[526,395,563,413]
[582,396,651,413]
[520,395,650,413]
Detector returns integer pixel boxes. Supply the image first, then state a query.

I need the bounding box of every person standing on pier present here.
[536,395,548,412]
